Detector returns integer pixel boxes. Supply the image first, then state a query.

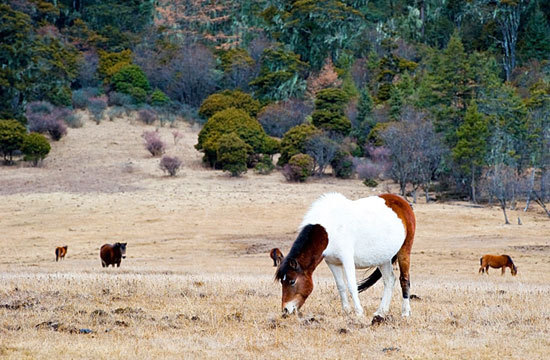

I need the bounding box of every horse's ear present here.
[288,258,298,270]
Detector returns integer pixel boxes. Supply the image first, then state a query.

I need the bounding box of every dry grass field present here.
[1,115,549,359]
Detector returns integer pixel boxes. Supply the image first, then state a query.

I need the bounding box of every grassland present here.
[1,116,549,359]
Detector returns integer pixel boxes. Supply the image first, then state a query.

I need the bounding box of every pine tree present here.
[357,87,373,124]
[389,86,403,121]
[453,102,489,203]
[520,2,550,62]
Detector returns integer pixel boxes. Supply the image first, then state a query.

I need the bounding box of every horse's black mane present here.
[275,224,317,280]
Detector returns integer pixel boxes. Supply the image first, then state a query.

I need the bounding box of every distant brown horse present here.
[479,255,517,276]
[269,248,284,267]
[55,246,67,262]
[100,243,127,267]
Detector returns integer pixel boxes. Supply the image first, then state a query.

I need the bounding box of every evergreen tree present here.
[389,86,403,121]
[520,2,550,62]
[356,87,373,124]
[453,102,489,203]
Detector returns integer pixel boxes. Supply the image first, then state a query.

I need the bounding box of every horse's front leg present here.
[501,267,506,275]
[327,263,351,314]
[374,261,396,319]
[342,259,363,316]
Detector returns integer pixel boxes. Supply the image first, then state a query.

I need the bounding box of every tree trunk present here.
[471,163,476,203]
[524,169,535,211]
[499,5,521,82]
[501,199,510,224]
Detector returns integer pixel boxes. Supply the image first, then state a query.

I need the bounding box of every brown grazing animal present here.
[100,243,127,268]
[269,248,284,267]
[55,246,68,262]
[479,254,517,276]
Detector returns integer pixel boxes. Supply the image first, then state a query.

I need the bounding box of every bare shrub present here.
[107,107,125,121]
[138,108,157,125]
[257,99,312,138]
[142,130,165,157]
[26,102,69,140]
[159,155,182,176]
[172,130,183,145]
[88,97,107,124]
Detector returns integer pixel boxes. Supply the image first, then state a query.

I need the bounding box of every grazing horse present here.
[269,248,284,267]
[479,254,517,276]
[55,246,67,262]
[274,193,415,322]
[100,243,127,268]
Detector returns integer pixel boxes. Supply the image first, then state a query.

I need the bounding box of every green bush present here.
[277,124,319,166]
[150,89,170,106]
[284,153,314,182]
[363,178,379,188]
[196,108,270,167]
[367,122,392,146]
[254,155,275,175]
[129,87,147,104]
[217,132,250,177]
[0,119,26,164]
[331,150,354,179]
[198,90,261,120]
[21,133,51,166]
[111,64,150,95]
[311,88,351,135]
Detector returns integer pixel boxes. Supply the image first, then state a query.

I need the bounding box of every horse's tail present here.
[358,255,397,293]
[55,248,59,262]
[480,257,483,265]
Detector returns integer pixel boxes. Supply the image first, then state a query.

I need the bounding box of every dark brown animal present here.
[55,246,67,262]
[100,243,127,268]
[269,248,284,267]
[479,254,517,276]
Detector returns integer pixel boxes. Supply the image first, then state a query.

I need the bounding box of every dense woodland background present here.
[1,0,549,219]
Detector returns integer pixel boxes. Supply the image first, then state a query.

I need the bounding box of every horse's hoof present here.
[371,315,385,325]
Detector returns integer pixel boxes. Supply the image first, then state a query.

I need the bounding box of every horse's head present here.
[511,265,517,276]
[275,225,328,316]
[116,242,127,259]
[276,257,314,315]
[269,248,284,267]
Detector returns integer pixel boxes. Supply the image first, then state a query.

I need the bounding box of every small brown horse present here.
[55,246,68,262]
[479,254,517,276]
[269,248,284,267]
[100,243,127,268]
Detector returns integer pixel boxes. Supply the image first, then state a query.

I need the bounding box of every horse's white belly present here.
[321,205,406,268]
[304,193,406,269]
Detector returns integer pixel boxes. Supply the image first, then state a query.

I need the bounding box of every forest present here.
[1,0,549,219]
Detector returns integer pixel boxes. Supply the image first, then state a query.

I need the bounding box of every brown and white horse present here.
[273,193,415,323]
[55,246,67,262]
[479,254,517,276]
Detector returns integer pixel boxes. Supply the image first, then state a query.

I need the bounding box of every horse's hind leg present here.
[327,263,351,313]
[398,251,411,317]
[374,261,396,319]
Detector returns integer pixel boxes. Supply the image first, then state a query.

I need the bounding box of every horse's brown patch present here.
[55,246,67,262]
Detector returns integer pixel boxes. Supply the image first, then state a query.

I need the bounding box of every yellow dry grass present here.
[1,116,549,359]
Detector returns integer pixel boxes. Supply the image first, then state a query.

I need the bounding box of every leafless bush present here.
[138,108,157,125]
[159,156,182,176]
[26,102,69,140]
[172,130,183,145]
[142,131,165,157]
[257,99,312,138]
